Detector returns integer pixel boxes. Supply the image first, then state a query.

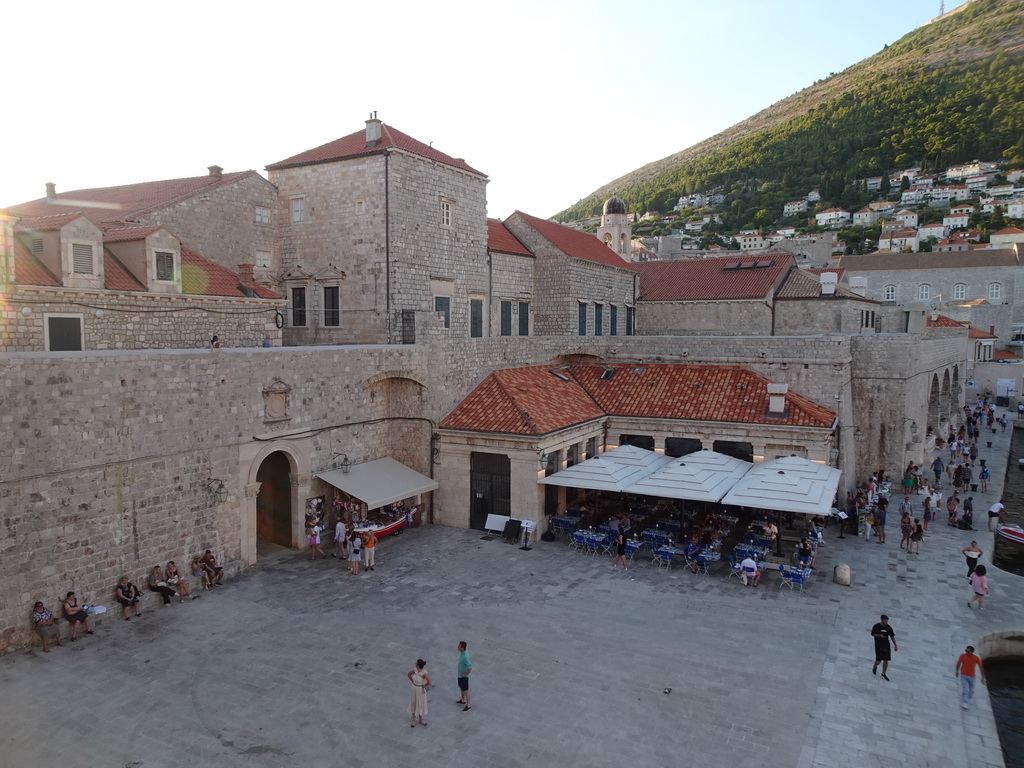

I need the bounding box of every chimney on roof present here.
[45,182,56,198]
[365,111,382,146]
[819,272,838,296]
[767,383,788,415]
[208,165,223,180]
[237,263,255,286]
[849,276,867,297]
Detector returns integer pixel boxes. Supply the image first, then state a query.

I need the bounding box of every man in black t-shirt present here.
[870,614,898,680]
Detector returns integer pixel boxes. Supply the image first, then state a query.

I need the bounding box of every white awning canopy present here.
[538,445,673,493]
[315,458,438,510]
[721,456,841,516]
[627,449,752,502]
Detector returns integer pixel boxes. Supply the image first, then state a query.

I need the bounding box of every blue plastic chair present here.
[655,549,673,569]
[728,555,743,581]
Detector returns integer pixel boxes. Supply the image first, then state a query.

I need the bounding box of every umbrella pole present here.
[776,510,784,558]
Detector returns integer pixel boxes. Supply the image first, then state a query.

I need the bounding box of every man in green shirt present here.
[456,641,472,711]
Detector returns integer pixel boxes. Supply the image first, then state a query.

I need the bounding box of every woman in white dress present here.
[408,659,431,727]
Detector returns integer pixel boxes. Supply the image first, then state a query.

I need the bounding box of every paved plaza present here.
[3,421,1021,768]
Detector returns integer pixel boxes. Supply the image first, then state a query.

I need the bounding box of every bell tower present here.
[595,196,631,259]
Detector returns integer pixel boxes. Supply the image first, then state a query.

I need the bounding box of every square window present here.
[255,251,271,269]
[155,251,175,281]
[254,206,271,224]
[46,315,82,351]
[441,201,452,227]
[434,296,451,329]
[291,198,305,223]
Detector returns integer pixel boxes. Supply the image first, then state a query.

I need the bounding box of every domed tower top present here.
[603,196,627,216]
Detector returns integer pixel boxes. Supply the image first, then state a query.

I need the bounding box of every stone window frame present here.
[917,283,931,301]
[883,284,896,302]
[609,304,618,335]
[988,282,1002,301]
[440,199,453,228]
[291,196,306,223]
[518,301,530,336]
[254,206,271,224]
[499,299,513,337]
[469,295,484,338]
[578,300,588,336]
[290,285,308,327]
[434,296,451,329]
[952,282,967,301]
[43,312,84,351]
[150,245,181,286]
[254,250,272,269]
[322,285,340,327]
[594,302,604,336]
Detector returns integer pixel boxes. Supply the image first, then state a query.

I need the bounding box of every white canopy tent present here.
[721,457,841,517]
[537,444,673,493]
[315,457,438,510]
[626,449,751,502]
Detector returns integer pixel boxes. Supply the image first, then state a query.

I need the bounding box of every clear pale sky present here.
[2,0,955,220]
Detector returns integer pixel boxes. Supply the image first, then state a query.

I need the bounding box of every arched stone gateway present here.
[240,440,309,564]
[256,451,292,548]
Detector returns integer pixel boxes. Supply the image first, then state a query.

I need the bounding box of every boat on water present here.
[997,524,1024,545]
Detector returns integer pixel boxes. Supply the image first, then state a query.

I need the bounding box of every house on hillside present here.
[784,200,808,216]
[815,208,851,228]
[917,222,947,242]
[854,208,880,226]
[990,227,1024,247]
[878,229,920,252]
[944,211,970,229]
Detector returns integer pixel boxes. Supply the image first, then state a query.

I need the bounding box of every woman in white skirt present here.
[408,659,431,726]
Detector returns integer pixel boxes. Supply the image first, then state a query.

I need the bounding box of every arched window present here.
[917,284,931,301]
[953,283,967,301]
[988,282,1002,301]
[883,285,896,302]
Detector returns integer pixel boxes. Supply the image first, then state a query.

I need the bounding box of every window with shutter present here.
[31,238,43,255]
[155,251,174,281]
[72,243,94,274]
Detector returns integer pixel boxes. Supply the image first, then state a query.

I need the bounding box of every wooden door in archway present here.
[256,451,292,547]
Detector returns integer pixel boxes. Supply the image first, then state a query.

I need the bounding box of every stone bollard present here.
[833,563,851,586]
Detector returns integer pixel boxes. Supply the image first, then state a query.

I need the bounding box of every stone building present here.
[504,211,637,337]
[266,116,490,345]
[594,196,631,259]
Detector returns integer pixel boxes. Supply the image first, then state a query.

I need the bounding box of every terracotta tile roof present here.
[266,123,485,177]
[12,238,58,286]
[807,267,845,281]
[926,314,965,328]
[439,366,604,435]
[103,225,164,243]
[103,250,147,292]
[6,171,259,227]
[180,246,281,299]
[776,268,867,300]
[995,350,1021,361]
[487,219,532,256]
[509,211,636,271]
[838,249,1019,270]
[992,227,1024,235]
[637,253,793,301]
[968,325,997,339]
[440,363,835,436]
[14,212,88,231]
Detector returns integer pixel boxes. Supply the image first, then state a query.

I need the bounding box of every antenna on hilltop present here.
[938,0,944,15]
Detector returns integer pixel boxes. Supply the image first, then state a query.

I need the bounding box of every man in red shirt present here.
[955,645,986,709]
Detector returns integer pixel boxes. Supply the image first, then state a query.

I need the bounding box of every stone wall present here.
[0,330,958,651]
[0,285,284,351]
[637,300,770,335]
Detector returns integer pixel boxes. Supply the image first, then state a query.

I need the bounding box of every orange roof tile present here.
[995,350,1021,360]
[7,171,261,228]
[968,326,997,339]
[12,238,58,286]
[103,225,164,243]
[508,211,636,272]
[440,363,835,436]
[926,315,966,328]
[266,123,485,177]
[487,219,532,256]
[637,253,793,301]
[181,246,281,299]
[103,250,147,292]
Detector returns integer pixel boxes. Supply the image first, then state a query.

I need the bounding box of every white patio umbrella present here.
[627,449,751,502]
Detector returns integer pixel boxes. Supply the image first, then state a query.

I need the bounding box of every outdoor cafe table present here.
[734,544,769,560]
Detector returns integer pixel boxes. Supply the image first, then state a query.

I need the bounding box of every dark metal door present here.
[470,452,510,530]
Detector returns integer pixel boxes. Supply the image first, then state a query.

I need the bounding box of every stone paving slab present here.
[1,415,1020,768]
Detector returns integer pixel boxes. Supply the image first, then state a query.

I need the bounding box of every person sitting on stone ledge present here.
[148,565,178,607]
[191,556,211,589]
[165,561,196,601]
[62,591,94,640]
[115,576,141,620]
[201,550,225,586]
[32,601,63,652]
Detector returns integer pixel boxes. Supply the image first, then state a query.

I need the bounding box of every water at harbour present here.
[988,426,1024,766]
[993,426,1024,574]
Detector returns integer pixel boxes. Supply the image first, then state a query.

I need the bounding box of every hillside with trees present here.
[555,0,1024,229]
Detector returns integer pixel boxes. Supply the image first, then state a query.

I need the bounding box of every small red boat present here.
[997,524,1024,545]
[354,514,408,538]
